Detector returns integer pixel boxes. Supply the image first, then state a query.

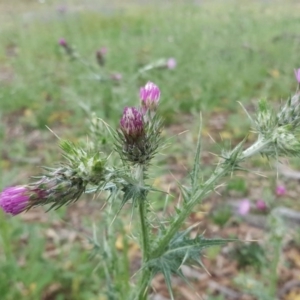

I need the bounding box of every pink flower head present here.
[0,186,30,215]
[256,199,267,211]
[140,82,160,111]
[100,47,107,55]
[276,185,286,196]
[238,199,251,215]
[120,107,144,138]
[59,38,67,47]
[167,58,176,69]
[294,68,300,83]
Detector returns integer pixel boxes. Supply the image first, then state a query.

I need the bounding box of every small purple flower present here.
[59,38,74,56]
[256,199,267,211]
[295,68,300,83]
[59,38,67,47]
[140,82,160,111]
[0,186,30,215]
[276,185,286,196]
[120,107,144,139]
[110,73,122,81]
[167,58,176,69]
[238,199,251,215]
[100,47,107,55]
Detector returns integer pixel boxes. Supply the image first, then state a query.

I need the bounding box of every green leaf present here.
[147,227,235,298]
[191,113,202,192]
[121,181,148,208]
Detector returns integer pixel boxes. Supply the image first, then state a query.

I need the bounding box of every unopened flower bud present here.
[276,185,286,196]
[28,168,85,210]
[59,38,74,57]
[256,199,267,211]
[278,94,300,128]
[255,99,275,134]
[140,82,160,111]
[273,126,300,156]
[59,38,67,47]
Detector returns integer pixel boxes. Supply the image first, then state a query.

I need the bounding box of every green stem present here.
[135,269,152,300]
[139,196,150,261]
[135,164,151,299]
[136,165,150,261]
[152,164,229,258]
[241,137,271,160]
[270,242,280,298]
[151,138,271,258]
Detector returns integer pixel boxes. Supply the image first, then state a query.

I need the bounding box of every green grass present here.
[1,1,300,299]
[1,1,300,125]
[0,210,103,300]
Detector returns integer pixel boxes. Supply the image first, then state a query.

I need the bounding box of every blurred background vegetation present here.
[1,0,300,299]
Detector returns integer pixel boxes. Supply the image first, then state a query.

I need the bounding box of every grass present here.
[1,0,300,299]
[1,1,300,122]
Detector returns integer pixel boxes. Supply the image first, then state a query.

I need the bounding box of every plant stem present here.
[151,163,229,258]
[135,164,151,299]
[241,137,271,159]
[151,138,271,258]
[135,269,152,300]
[136,164,150,261]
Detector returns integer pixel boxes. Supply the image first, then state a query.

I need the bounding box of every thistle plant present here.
[58,38,121,83]
[1,74,300,299]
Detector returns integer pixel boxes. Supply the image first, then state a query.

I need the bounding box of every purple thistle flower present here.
[167,58,176,69]
[238,199,251,215]
[256,199,267,211]
[140,82,160,111]
[59,38,67,47]
[276,185,286,196]
[120,107,144,139]
[0,186,30,215]
[294,68,300,84]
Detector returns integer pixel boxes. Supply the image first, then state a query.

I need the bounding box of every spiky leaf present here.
[147,227,235,299]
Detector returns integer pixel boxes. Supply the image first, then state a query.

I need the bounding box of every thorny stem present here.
[151,137,271,258]
[240,137,271,160]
